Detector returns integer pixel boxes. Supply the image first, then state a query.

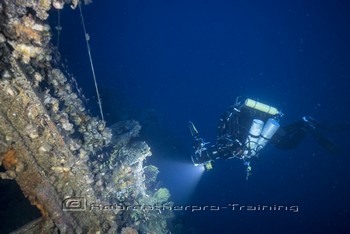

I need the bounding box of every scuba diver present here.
[189,97,342,180]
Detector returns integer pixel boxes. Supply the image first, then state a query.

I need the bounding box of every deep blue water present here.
[56,0,350,233]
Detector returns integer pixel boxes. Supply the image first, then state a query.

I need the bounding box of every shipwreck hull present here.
[1,1,173,233]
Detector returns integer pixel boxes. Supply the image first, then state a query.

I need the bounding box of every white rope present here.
[56,9,61,48]
[78,3,105,121]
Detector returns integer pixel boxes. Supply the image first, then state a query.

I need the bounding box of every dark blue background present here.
[55,0,350,233]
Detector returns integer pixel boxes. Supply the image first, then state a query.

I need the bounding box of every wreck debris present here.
[0,0,173,233]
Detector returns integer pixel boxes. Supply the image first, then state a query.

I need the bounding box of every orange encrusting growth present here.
[2,148,18,170]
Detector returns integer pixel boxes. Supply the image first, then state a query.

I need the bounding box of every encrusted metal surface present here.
[0,0,172,233]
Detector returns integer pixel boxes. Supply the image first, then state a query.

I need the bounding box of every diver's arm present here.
[217,106,238,136]
[189,121,218,169]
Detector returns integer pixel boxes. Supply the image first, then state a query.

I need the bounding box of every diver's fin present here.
[308,128,341,154]
[302,116,341,154]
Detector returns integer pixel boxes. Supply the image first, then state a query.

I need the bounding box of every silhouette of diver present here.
[189,97,347,179]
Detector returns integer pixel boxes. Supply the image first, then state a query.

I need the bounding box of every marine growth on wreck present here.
[0,0,173,233]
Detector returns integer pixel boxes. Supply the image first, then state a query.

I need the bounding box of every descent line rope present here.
[56,9,61,48]
[78,3,105,121]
